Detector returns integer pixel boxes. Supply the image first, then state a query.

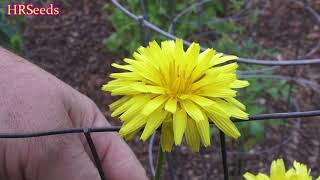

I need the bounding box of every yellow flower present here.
[102,39,249,152]
[244,159,320,180]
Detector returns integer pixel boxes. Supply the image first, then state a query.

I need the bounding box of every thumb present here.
[66,90,148,180]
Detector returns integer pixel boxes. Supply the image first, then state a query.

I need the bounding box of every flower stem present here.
[154,146,165,180]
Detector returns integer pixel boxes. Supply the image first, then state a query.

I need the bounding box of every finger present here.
[34,135,102,180]
[67,91,148,180]
[92,112,148,180]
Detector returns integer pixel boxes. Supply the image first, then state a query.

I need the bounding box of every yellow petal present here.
[110,72,142,81]
[119,114,148,137]
[125,57,162,85]
[141,110,168,141]
[185,117,200,152]
[160,119,174,152]
[123,127,142,141]
[180,100,205,122]
[174,39,184,58]
[191,48,214,81]
[198,88,237,98]
[224,97,246,110]
[102,80,133,92]
[173,109,187,145]
[119,95,154,122]
[123,57,138,64]
[205,102,240,138]
[213,62,238,74]
[109,96,131,111]
[142,95,168,116]
[192,73,236,90]
[230,80,250,88]
[111,63,134,71]
[161,40,175,60]
[186,42,200,62]
[211,55,237,66]
[216,99,249,120]
[184,42,200,75]
[256,173,270,180]
[189,95,214,107]
[148,41,163,66]
[165,97,177,113]
[111,96,137,117]
[208,73,237,87]
[110,86,139,96]
[131,84,165,94]
[270,159,286,180]
[196,112,210,147]
[243,172,257,180]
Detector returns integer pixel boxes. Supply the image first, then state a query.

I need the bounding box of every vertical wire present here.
[196,0,202,32]
[84,128,106,180]
[168,0,175,34]
[139,0,149,46]
[138,16,148,46]
[219,130,229,180]
[287,0,307,110]
[140,0,148,20]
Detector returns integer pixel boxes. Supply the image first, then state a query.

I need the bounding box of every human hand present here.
[0,47,147,180]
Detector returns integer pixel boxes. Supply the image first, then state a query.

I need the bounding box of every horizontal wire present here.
[0,110,319,138]
[234,110,320,122]
[0,127,121,138]
[110,0,320,66]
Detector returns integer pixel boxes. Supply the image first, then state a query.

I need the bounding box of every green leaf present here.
[101,4,112,12]
[9,33,21,52]
[249,122,264,142]
[230,0,245,12]
[248,105,265,115]
[212,0,224,14]
[104,33,122,51]
[267,87,280,101]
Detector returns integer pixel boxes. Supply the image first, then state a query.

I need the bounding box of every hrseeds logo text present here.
[7,3,59,16]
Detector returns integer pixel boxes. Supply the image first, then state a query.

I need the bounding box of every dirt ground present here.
[21,0,320,179]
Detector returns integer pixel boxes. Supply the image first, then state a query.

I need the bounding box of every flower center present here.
[161,62,194,97]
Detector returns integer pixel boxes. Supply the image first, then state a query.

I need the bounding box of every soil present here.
[20,0,320,179]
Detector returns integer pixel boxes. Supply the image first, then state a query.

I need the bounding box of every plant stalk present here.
[154,146,165,180]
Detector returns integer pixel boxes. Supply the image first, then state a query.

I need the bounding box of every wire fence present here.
[1,1,320,180]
